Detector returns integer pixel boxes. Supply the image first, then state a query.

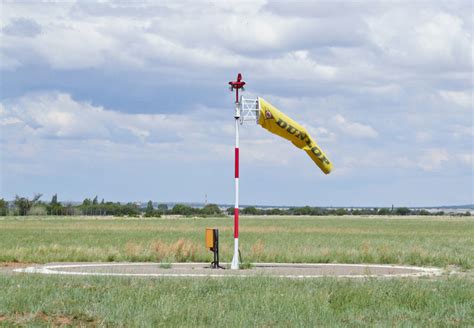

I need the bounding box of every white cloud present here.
[333,114,378,138]
[415,131,432,143]
[3,1,470,84]
[2,17,42,37]
[5,93,111,139]
[1,92,226,144]
[0,51,21,70]
[457,153,473,167]
[414,12,471,67]
[366,8,471,71]
[313,127,336,143]
[439,90,472,108]
[33,23,116,70]
[417,149,449,171]
[0,92,301,167]
[258,50,338,81]
[450,124,474,139]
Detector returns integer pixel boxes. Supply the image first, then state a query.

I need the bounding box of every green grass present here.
[0,274,472,327]
[159,262,172,269]
[0,216,473,326]
[0,216,472,269]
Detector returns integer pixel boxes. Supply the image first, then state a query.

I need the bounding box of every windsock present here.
[257,97,332,174]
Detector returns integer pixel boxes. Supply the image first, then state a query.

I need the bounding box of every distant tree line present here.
[0,194,223,217]
[226,206,471,217]
[0,195,471,217]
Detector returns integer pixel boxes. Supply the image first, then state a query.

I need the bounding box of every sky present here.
[0,1,472,207]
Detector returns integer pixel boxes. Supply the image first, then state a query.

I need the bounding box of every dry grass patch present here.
[0,312,98,327]
[149,239,198,262]
[250,239,265,258]
[241,226,389,235]
[124,242,144,260]
[0,262,33,268]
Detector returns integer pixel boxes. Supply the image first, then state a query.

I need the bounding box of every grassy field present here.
[0,215,472,269]
[0,216,473,326]
[1,274,472,326]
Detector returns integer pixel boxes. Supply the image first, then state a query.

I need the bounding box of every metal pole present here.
[228,73,245,270]
[231,97,240,270]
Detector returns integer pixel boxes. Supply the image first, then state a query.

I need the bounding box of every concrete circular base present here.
[14,262,442,278]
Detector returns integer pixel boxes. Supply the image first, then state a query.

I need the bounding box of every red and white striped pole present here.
[229,73,245,270]
[231,106,240,269]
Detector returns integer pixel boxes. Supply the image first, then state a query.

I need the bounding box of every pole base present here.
[231,238,239,269]
[231,253,239,270]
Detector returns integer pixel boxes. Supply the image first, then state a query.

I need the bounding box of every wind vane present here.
[229,73,246,103]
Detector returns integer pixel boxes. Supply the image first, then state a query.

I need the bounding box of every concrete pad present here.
[14,262,443,278]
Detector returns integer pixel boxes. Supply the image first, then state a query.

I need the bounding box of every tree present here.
[201,204,222,216]
[157,204,168,214]
[395,207,411,216]
[145,200,155,217]
[377,208,391,215]
[82,198,91,206]
[293,206,312,216]
[310,207,325,216]
[14,193,42,216]
[265,208,282,215]
[0,198,7,216]
[47,193,63,215]
[335,208,347,216]
[51,194,59,206]
[120,203,141,217]
[242,206,258,215]
[92,196,98,205]
[171,204,194,216]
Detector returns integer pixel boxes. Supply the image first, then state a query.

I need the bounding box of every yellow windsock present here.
[257,97,332,174]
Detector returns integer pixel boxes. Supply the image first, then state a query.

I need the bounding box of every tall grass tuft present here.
[149,239,197,262]
[250,239,265,259]
[124,242,144,262]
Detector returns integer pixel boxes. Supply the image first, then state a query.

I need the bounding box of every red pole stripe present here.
[234,208,239,238]
[235,148,239,178]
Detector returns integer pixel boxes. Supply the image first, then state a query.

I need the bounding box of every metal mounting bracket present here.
[239,97,259,124]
